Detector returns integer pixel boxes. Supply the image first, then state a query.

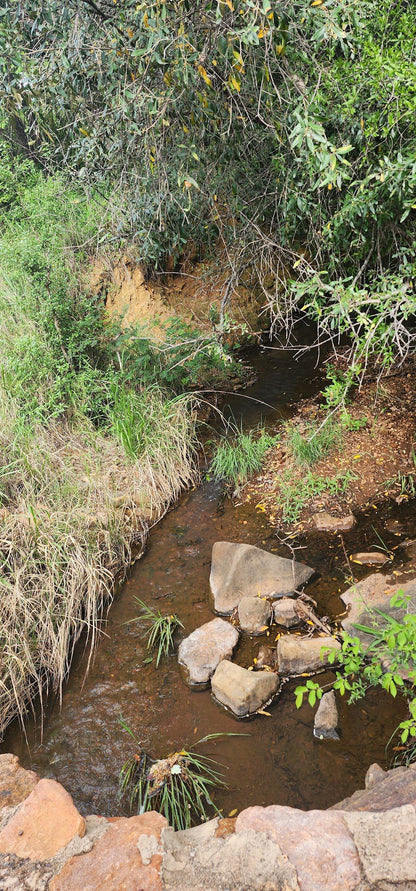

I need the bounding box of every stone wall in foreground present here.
[1,753,416,890]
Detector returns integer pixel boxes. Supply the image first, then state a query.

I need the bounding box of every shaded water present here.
[2,333,415,818]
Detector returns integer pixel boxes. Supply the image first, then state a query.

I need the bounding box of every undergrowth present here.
[0,171,205,735]
[277,469,355,524]
[210,427,279,491]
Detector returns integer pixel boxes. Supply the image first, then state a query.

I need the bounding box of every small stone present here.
[211,660,279,717]
[238,596,271,635]
[277,635,341,676]
[210,542,314,615]
[273,598,299,628]
[178,618,239,686]
[0,779,85,861]
[313,512,356,532]
[350,551,389,565]
[50,812,166,891]
[314,691,339,740]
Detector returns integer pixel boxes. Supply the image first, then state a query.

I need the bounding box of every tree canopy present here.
[1,0,415,369]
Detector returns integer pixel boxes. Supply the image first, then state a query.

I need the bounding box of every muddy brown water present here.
[2,333,416,818]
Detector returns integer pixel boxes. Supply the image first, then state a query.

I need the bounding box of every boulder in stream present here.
[273,597,300,629]
[314,691,339,740]
[210,542,314,615]
[211,660,279,717]
[277,635,341,676]
[238,596,272,635]
[178,618,239,686]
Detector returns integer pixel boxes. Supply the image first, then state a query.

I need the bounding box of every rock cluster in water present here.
[177,541,343,720]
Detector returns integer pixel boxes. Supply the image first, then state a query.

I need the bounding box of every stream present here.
[2,332,416,818]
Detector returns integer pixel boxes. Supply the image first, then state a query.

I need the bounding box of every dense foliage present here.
[1,0,415,376]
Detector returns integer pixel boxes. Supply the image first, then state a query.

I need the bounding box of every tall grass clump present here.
[119,726,241,829]
[286,421,340,467]
[0,170,199,735]
[210,426,279,491]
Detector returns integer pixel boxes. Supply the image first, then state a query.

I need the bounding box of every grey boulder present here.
[277,635,341,676]
[238,596,271,635]
[178,618,239,686]
[210,542,314,615]
[211,660,279,717]
[314,690,339,740]
[273,597,300,628]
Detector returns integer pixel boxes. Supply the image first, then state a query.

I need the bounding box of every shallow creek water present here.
[3,335,416,817]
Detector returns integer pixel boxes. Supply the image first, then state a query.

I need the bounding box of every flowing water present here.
[2,333,416,818]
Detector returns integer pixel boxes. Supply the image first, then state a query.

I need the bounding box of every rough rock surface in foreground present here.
[210,541,314,615]
[2,755,416,889]
[211,659,279,716]
[178,617,239,685]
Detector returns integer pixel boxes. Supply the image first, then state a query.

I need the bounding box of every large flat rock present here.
[210,542,314,615]
[0,778,85,861]
[50,812,166,891]
[277,635,341,676]
[178,618,239,686]
[211,660,279,717]
[236,805,361,891]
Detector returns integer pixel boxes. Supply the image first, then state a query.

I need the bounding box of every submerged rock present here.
[237,596,271,635]
[273,597,300,628]
[211,660,279,717]
[256,645,277,670]
[314,691,339,740]
[210,542,314,615]
[178,618,239,686]
[277,635,340,676]
[313,512,356,533]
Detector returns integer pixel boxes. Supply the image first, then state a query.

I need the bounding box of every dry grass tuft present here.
[0,397,198,736]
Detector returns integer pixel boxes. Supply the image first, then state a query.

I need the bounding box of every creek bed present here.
[2,333,415,817]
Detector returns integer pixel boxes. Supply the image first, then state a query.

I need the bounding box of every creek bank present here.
[244,362,416,531]
[1,754,416,890]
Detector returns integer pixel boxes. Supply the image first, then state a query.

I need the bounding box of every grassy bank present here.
[0,172,211,736]
[242,367,416,530]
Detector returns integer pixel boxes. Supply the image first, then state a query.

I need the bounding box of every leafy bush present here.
[295,591,416,759]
